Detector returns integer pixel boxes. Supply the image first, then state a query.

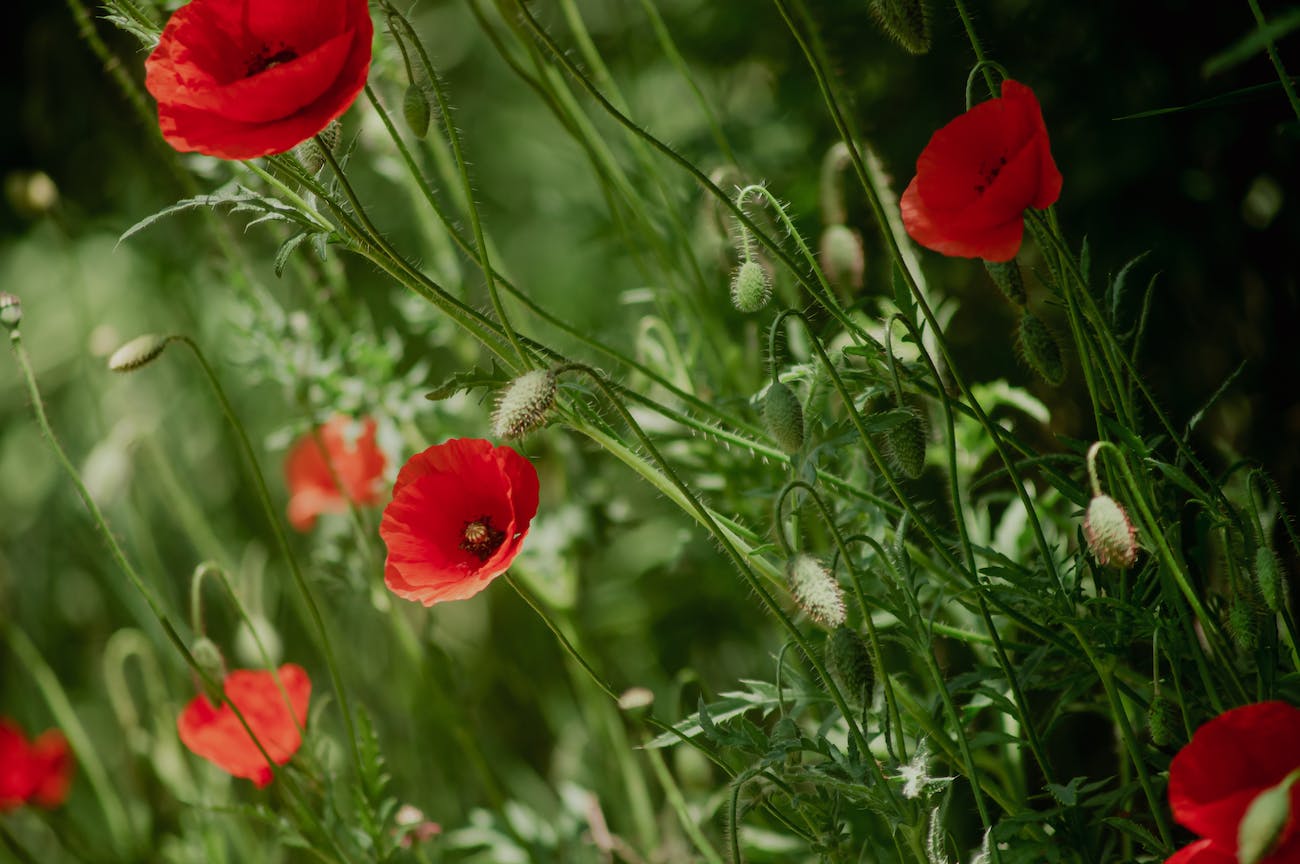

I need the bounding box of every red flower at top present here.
[144,0,374,160]
[380,438,539,606]
[178,664,311,788]
[0,719,73,811]
[900,79,1062,263]
[1166,701,1300,863]
[285,416,388,531]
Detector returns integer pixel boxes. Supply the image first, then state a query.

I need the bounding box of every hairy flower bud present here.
[785,554,845,628]
[1019,311,1065,386]
[1084,494,1138,569]
[191,637,227,696]
[0,292,20,331]
[1227,596,1259,654]
[869,0,931,55]
[819,224,865,292]
[491,369,558,440]
[885,407,928,479]
[730,260,771,313]
[1255,545,1287,614]
[764,381,805,454]
[1147,694,1181,747]
[108,333,172,373]
[295,120,341,175]
[984,259,1026,306]
[827,625,874,704]
[403,82,432,139]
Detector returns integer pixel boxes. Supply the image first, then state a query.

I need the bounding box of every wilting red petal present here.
[27,731,73,808]
[381,438,540,606]
[144,0,373,159]
[178,664,311,787]
[1169,701,1300,845]
[0,720,74,811]
[901,79,1061,262]
[285,416,387,531]
[0,720,33,811]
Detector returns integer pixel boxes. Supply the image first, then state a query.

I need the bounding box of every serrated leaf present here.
[423,361,508,401]
[119,191,264,244]
[1185,358,1248,438]
[1108,251,1150,327]
[274,233,312,278]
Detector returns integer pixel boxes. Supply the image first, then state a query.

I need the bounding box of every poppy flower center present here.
[973,154,1009,195]
[246,46,299,77]
[460,516,506,561]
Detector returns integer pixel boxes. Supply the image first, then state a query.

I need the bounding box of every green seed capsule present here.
[403,82,432,139]
[1019,311,1065,386]
[764,381,805,454]
[827,625,874,705]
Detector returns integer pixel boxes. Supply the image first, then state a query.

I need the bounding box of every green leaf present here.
[1204,8,1300,77]
[1108,251,1150,327]
[1114,78,1300,120]
[423,361,508,401]
[273,233,312,278]
[1185,359,1248,438]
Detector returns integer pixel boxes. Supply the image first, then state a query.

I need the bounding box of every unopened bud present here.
[785,554,845,628]
[827,625,874,705]
[491,369,558,439]
[403,82,432,139]
[1084,494,1138,569]
[191,637,227,695]
[984,259,1026,306]
[885,407,927,479]
[0,292,20,331]
[1019,311,1065,386]
[869,0,932,55]
[819,225,865,292]
[296,121,341,174]
[1227,596,1259,653]
[730,260,771,313]
[108,333,172,373]
[764,381,805,454]
[1147,694,1180,747]
[1255,546,1287,614]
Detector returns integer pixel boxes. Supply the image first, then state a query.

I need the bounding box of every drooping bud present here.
[0,292,21,331]
[191,637,227,699]
[296,120,341,175]
[885,407,928,479]
[730,260,772,313]
[984,259,1026,306]
[1019,311,1065,386]
[108,333,172,373]
[827,625,874,704]
[1227,596,1259,653]
[403,82,432,139]
[785,554,846,628]
[1083,494,1138,569]
[1146,694,1180,747]
[764,381,805,454]
[491,369,558,439]
[819,224,865,292]
[1255,545,1287,614]
[868,0,932,55]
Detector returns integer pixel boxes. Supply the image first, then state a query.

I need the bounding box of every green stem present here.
[1246,0,1300,120]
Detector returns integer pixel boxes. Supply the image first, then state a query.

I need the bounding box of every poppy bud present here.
[191,637,227,696]
[108,333,172,373]
[885,407,927,479]
[1083,494,1138,569]
[730,260,771,313]
[1147,694,1180,747]
[764,381,805,454]
[819,224,865,292]
[1018,311,1065,386]
[295,121,341,175]
[491,369,558,440]
[983,259,1026,306]
[0,292,20,331]
[869,0,932,55]
[403,82,432,139]
[785,554,846,628]
[1227,596,1259,653]
[827,625,874,705]
[1255,545,1287,614]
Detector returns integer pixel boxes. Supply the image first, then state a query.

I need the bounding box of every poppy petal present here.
[1164,839,1236,864]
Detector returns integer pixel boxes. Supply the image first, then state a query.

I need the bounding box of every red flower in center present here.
[900,79,1062,262]
[380,438,540,606]
[1166,701,1300,863]
[144,0,374,160]
[285,416,388,531]
[178,664,311,788]
[0,720,73,811]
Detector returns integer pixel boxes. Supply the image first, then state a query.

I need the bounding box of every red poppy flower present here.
[380,438,539,606]
[900,79,1062,262]
[177,664,311,788]
[0,719,73,811]
[144,0,374,160]
[1166,701,1300,863]
[285,416,388,531]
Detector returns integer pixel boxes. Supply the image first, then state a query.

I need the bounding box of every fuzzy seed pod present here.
[108,333,172,373]
[1084,494,1138,569]
[885,408,928,479]
[785,554,846,628]
[0,292,20,330]
[819,224,865,292]
[984,259,1026,306]
[827,625,874,705]
[764,381,805,454]
[1147,694,1181,747]
[491,369,558,440]
[1019,311,1065,386]
[869,0,932,55]
[403,82,432,139]
[1227,596,1259,654]
[730,260,772,313]
[1256,545,1287,614]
